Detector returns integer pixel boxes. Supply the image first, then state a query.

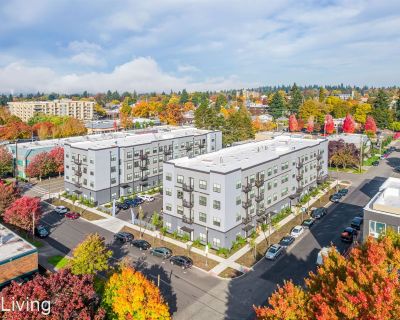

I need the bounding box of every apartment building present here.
[7,99,95,122]
[363,177,400,241]
[162,136,328,249]
[64,127,222,204]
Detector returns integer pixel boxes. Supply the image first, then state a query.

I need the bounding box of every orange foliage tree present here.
[289,114,298,132]
[102,267,170,320]
[159,102,184,125]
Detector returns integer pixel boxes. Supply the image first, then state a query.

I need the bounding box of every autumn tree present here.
[289,83,303,114]
[0,269,105,320]
[0,181,18,215]
[252,117,263,133]
[49,146,64,176]
[0,121,32,140]
[69,233,113,276]
[215,93,227,112]
[222,107,254,146]
[3,196,41,232]
[102,267,170,320]
[299,100,323,123]
[324,114,335,134]
[0,147,13,177]
[26,152,56,180]
[288,114,298,132]
[328,140,359,169]
[306,116,314,133]
[269,91,287,119]
[364,116,377,135]
[353,103,372,124]
[342,114,356,133]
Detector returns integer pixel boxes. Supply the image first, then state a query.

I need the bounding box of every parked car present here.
[380,155,386,160]
[150,247,172,259]
[330,194,341,203]
[114,232,134,244]
[316,247,338,266]
[394,166,400,173]
[341,227,358,243]
[350,216,363,230]
[54,206,68,215]
[338,188,349,196]
[389,146,396,152]
[138,195,155,202]
[372,160,380,166]
[131,239,151,250]
[35,225,49,238]
[311,207,328,219]
[170,255,193,269]
[117,202,130,210]
[278,235,295,248]
[265,244,284,260]
[125,198,144,207]
[302,218,315,229]
[65,212,80,220]
[290,225,305,238]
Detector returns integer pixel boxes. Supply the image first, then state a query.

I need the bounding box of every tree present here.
[328,140,359,169]
[373,89,390,109]
[25,152,56,180]
[94,103,107,118]
[120,97,132,116]
[49,146,64,176]
[364,116,377,135]
[324,114,335,134]
[0,269,105,320]
[255,235,400,320]
[102,267,170,320]
[0,147,12,177]
[222,107,254,146]
[3,196,41,232]
[69,233,112,276]
[342,114,356,133]
[372,89,393,129]
[396,89,400,121]
[0,181,18,216]
[0,121,32,140]
[252,117,263,133]
[269,92,287,119]
[289,83,303,114]
[318,87,326,103]
[298,100,322,123]
[306,116,314,133]
[180,89,189,104]
[288,114,298,132]
[215,93,227,112]
[353,103,372,124]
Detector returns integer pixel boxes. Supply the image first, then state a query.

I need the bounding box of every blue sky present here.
[0,0,399,93]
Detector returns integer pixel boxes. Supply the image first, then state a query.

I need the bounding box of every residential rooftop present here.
[168,136,326,173]
[0,223,37,263]
[365,177,400,217]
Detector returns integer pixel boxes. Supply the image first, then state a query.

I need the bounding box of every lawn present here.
[218,267,244,279]
[49,199,106,221]
[120,226,219,271]
[20,233,44,248]
[363,155,380,166]
[47,255,69,269]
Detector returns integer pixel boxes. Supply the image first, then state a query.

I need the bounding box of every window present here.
[90,181,94,187]
[250,190,255,199]
[212,238,221,248]
[236,212,241,222]
[250,175,255,184]
[199,196,207,206]
[83,167,87,174]
[127,174,133,181]
[236,196,241,205]
[82,155,87,162]
[281,175,289,183]
[153,158,158,164]
[153,147,157,154]
[177,175,184,183]
[165,222,172,230]
[134,151,139,157]
[153,168,158,174]
[134,161,139,168]
[145,148,150,154]
[199,212,207,223]
[66,153,69,158]
[236,180,242,189]
[111,178,116,184]
[273,179,278,188]
[281,187,288,196]
[213,200,221,210]
[267,196,272,204]
[213,183,221,193]
[267,168,272,176]
[127,151,133,159]
[111,166,116,173]
[111,154,116,161]
[177,190,183,199]
[199,233,206,242]
[177,206,183,215]
[134,172,140,178]
[267,182,272,190]
[273,193,277,201]
[199,180,207,190]
[166,173,172,181]
[127,163,133,170]
[213,217,221,227]
[369,221,386,238]
[165,204,172,211]
[165,188,172,196]
[273,166,278,174]
[83,179,87,186]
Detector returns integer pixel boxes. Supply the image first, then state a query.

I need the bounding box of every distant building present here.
[363,177,400,242]
[0,223,38,287]
[7,99,95,122]
[253,114,274,123]
[182,110,195,125]
[326,133,371,153]
[335,91,354,101]
[246,102,268,116]
[86,120,118,134]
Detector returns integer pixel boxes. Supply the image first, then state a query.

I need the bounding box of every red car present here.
[65,212,80,220]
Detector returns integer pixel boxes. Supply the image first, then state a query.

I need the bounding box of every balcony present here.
[316,154,322,160]
[74,170,82,177]
[182,199,194,208]
[185,145,193,151]
[182,183,194,192]
[317,164,322,171]
[199,143,206,149]
[296,162,303,169]
[242,216,252,224]
[73,158,82,165]
[74,182,81,188]
[296,174,303,181]
[255,194,264,202]
[139,154,148,160]
[256,208,266,216]
[140,175,148,181]
[163,149,172,156]
[254,178,264,188]
[182,215,194,224]
[242,184,252,193]
[140,165,148,171]
[242,200,252,209]
[139,181,148,186]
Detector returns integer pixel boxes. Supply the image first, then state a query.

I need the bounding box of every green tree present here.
[269,92,287,119]
[215,94,227,112]
[318,87,326,103]
[289,83,303,114]
[180,89,189,104]
[373,89,390,109]
[222,107,254,145]
[120,97,132,116]
[396,89,400,121]
[372,107,393,129]
[299,100,322,122]
[69,233,112,276]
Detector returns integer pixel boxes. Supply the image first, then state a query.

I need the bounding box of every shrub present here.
[217,247,229,258]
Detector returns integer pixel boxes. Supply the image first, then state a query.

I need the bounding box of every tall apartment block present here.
[162,136,328,249]
[7,99,95,122]
[64,127,222,204]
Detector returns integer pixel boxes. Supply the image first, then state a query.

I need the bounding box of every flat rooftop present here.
[0,224,37,263]
[69,127,215,150]
[169,136,325,173]
[366,177,400,216]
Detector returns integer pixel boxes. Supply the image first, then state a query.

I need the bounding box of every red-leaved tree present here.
[0,269,106,320]
[342,113,356,133]
[364,116,377,135]
[49,146,64,176]
[324,114,334,134]
[289,114,298,132]
[306,116,314,133]
[0,181,18,216]
[3,196,41,232]
[0,146,13,178]
[26,152,56,180]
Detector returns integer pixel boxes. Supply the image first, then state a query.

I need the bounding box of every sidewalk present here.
[37,241,70,273]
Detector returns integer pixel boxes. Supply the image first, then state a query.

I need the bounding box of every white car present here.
[290,225,305,238]
[138,195,155,202]
[54,206,68,214]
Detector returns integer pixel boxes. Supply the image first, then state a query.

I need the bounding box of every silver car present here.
[54,206,68,214]
[265,244,284,260]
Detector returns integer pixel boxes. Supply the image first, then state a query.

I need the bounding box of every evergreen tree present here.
[215,94,227,112]
[373,89,390,109]
[289,83,303,114]
[180,89,189,104]
[222,107,254,146]
[269,92,287,119]
[194,100,209,129]
[396,89,400,121]
[372,89,393,129]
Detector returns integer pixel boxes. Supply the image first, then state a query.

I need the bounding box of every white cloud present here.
[177,64,200,73]
[0,57,254,94]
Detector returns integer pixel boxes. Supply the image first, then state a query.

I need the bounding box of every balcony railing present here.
[73,159,82,165]
[296,162,303,169]
[255,194,264,202]
[74,182,81,188]
[74,170,82,177]
[163,149,172,156]
[256,208,266,216]
[182,199,194,208]
[199,143,206,149]
[140,165,148,171]
[317,164,322,171]
[242,200,252,209]
[185,145,193,151]
[254,178,264,188]
[242,184,252,193]
[182,183,194,192]
[182,215,194,224]
[140,175,148,181]
[139,154,148,160]
[296,174,303,181]
[316,154,322,160]
[242,216,252,224]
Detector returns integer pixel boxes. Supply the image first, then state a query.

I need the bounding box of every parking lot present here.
[115,194,163,224]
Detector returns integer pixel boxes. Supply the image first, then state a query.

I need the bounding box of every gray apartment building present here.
[363,177,400,241]
[162,136,328,249]
[64,127,222,204]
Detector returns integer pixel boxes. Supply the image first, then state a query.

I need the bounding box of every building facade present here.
[7,99,95,122]
[64,127,222,204]
[162,136,328,249]
[363,177,400,241]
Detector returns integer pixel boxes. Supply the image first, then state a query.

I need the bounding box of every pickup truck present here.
[341,227,358,243]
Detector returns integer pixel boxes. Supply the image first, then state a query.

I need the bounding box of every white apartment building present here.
[163,136,328,249]
[7,99,95,122]
[64,127,222,204]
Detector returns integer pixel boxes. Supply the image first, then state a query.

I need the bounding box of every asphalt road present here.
[38,143,400,320]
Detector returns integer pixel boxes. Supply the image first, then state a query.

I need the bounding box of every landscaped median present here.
[47,255,69,270]
[46,197,106,221]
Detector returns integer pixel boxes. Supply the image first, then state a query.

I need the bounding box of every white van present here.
[316,247,331,266]
[138,195,155,202]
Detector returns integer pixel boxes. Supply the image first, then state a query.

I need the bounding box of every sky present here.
[0,0,399,93]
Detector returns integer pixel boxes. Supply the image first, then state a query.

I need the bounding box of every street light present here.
[205,226,209,267]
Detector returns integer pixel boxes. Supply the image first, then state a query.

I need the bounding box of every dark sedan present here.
[341,227,358,243]
[131,239,151,250]
[338,188,349,196]
[350,216,363,230]
[35,225,49,238]
[279,235,295,248]
[170,255,193,269]
[302,218,315,229]
[311,207,327,219]
[372,160,379,166]
[114,232,134,244]
[117,202,130,210]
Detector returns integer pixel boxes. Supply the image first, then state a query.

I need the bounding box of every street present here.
[37,143,399,320]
